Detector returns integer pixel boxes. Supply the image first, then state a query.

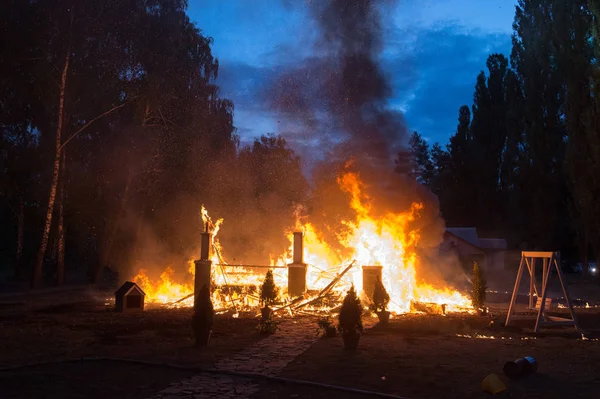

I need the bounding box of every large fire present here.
[133,169,472,314]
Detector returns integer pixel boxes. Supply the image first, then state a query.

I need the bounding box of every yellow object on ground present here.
[481,373,507,394]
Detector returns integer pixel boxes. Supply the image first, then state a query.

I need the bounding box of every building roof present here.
[445,228,507,251]
[114,281,146,297]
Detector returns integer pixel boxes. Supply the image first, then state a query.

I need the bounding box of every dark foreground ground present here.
[1,285,599,399]
[256,310,600,399]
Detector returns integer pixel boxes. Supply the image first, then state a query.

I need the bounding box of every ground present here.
[0,277,599,399]
[256,311,600,399]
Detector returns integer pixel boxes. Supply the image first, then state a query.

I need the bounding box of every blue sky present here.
[188,0,515,152]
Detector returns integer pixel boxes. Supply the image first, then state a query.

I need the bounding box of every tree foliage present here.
[0,0,307,286]
[409,0,600,266]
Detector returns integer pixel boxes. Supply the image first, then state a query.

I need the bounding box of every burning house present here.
[128,1,477,316]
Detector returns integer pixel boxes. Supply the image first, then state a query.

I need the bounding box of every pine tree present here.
[407,131,434,185]
[259,270,279,307]
[338,285,363,334]
[512,0,567,249]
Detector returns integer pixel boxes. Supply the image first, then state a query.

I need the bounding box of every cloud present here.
[214,26,512,155]
[399,27,512,143]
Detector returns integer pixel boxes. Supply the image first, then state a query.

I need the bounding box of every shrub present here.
[338,285,363,335]
[260,270,279,307]
[471,261,487,310]
[257,318,278,334]
[316,316,337,337]
[370,276,390,313]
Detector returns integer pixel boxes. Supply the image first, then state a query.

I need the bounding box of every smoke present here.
[265,0,465,283]
[121,0,466,287]
[269,0,405,171]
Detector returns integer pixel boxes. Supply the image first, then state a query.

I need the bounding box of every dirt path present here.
[151,315,381,399]
[149,317,322,399]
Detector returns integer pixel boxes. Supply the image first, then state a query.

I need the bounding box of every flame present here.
[133,266,194,306]
[133,170,472,313]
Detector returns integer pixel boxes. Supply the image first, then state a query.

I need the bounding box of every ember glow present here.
[134,170,472,313]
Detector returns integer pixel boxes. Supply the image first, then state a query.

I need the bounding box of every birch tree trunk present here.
[31,47,70,289]
[57,149,66,286]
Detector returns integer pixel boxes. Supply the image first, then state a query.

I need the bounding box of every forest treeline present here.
[402,0,600,267]
[2,0,599,287]
[0,0,306,287]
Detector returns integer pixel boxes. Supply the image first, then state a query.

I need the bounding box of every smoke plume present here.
[266,0,458,281]
[269,0,405,172]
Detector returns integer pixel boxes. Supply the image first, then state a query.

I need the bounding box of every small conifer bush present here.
[260,270,279,307]
[338,285,363,335]
[471,261,487,310]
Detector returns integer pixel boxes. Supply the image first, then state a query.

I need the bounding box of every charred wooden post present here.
[194,231,212,311]
[362,265,383,301]
[288,231,307,297]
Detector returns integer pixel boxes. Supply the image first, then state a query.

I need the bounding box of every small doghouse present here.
[114,281,146,312]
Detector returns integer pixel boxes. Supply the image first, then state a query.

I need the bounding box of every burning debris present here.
[133,169,473,316]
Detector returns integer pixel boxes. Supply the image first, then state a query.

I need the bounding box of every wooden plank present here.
[525,257,538,308]
[535,297,552,310]
[522,251,554,258]
[553,257,580,332]
[534,257,553,333]
[506,256,525,327]
[506,314,534,321]
[273,260,356,314]
[546,315,574,322]
[538,320,577,327]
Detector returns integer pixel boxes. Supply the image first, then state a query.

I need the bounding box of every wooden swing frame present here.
[505,251,579,332]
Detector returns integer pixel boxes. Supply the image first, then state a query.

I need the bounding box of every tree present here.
[511,0,567,249]
[31,7,73,288]
[407,131,434,185]
[436,105,476,226]
[259,270,279,308]
[555,0,599,267]
[216,134,308,264]
[338,285,363,334]
[1,0,238,287]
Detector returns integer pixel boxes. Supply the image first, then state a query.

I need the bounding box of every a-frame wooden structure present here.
[505,251,580,332]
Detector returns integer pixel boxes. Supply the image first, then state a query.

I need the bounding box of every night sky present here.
[189,0,515,156]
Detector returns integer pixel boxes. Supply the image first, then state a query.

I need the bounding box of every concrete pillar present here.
[288,231,307,297]
[293,231,303,263]
[194,260,212,311]
[362,266,383,301]
[200,232,211,261]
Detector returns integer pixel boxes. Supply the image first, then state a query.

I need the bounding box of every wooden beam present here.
[507,314,538,320]
[546,315,574,322]
[525,257,537,308]
[506,256,525,327]
[553,257,580,332]
[538,320,577,327]
[522,251,554,258]
[534,255,553,332]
